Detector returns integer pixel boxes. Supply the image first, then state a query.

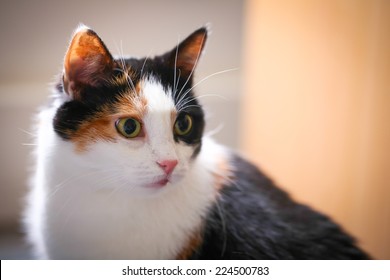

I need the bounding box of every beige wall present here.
[241,0,390,259]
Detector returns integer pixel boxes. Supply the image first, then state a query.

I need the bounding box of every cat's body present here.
[25,25,368,259]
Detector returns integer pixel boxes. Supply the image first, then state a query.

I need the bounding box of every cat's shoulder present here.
[194,139,369,259]
[201,137,289,201]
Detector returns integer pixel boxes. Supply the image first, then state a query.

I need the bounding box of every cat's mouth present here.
[147,176,170,188]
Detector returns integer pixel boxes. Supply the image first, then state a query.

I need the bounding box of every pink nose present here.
[157,160,178,175]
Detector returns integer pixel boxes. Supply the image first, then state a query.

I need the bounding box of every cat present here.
[24,24,369,260]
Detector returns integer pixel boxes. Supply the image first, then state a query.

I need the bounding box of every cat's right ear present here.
[63,25,114,100]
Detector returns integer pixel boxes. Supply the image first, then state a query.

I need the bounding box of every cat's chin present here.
[130,183,175,197]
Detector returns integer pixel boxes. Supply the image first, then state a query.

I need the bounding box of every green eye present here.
[174,114,193,136]
[115,118,142,138]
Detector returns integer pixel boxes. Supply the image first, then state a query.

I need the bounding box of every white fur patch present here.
[24,79,230,259]
[142,79,180,168]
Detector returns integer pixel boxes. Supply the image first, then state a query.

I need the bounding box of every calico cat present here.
[24,25,369,259]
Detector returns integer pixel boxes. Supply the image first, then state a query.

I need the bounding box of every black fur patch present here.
[190,155,369,260]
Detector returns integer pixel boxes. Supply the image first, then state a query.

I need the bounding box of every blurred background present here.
[0,0,388,259]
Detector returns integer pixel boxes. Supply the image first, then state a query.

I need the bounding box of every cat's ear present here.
[167,27,208,76]
[63,25,114,99]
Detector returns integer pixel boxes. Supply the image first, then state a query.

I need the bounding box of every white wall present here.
[0,0,244,228]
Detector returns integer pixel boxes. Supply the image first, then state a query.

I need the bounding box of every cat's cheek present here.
[176,143,198,164]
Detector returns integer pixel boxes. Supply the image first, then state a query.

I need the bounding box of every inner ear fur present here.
[63,26,115,100]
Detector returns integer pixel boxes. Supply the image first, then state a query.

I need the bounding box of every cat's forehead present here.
[110,56,191,112]
[141,79,176,112]
[113,77,176,118]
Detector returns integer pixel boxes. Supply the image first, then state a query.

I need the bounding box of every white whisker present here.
[182,68,237,98]
[18,128,37,137]
[106,179,135,200]
[47,166,123,199]
[173,37,180,102]
[177,93,228,112]
[215,199,227,257]
[140,55,150,79]
[113,40,136,93]
[176,32,206,99]
[205,123,225,138]
[175,68,236,112]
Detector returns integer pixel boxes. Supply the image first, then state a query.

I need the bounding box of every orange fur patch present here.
[176,229,203,260]
[171,110,178,126]
[71,114,117,153]
[213,155,234,193]
[69,84,147,153]
[114,92,147,121]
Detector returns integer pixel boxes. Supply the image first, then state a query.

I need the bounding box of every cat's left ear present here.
[63,25,114,99]
[166,27,209,76]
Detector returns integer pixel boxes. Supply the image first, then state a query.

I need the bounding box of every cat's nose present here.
[157,159,178,175]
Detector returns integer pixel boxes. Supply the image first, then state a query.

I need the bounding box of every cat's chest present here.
[44,165,215,259]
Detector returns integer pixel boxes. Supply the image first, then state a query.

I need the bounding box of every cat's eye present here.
[174,114,193,136]
[115,118,142,138]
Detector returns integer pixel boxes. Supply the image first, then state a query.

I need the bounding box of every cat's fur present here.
[24,25,369,259]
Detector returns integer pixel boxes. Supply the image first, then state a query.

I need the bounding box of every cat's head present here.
[53,25,208,195]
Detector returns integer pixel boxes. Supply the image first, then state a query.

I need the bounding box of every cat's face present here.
[53,26,208,195]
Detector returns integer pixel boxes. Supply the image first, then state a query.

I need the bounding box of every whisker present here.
[121,41,137,93]
[113,40,137,93]
[174,69,182,104]
[175,69,181,93]
[140,55,150,79]
[177,105,203,112]
[182,68,238,99]
[173,37,180,101]
[205,123,225,138]
[175,67,236,112]
[177,93,228,112]
[94,173,122,188]
[18,128,37,137]
[215,199,227,257]
[47,166,123,199]
[176,32,206,99]
[106,179,133,200]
